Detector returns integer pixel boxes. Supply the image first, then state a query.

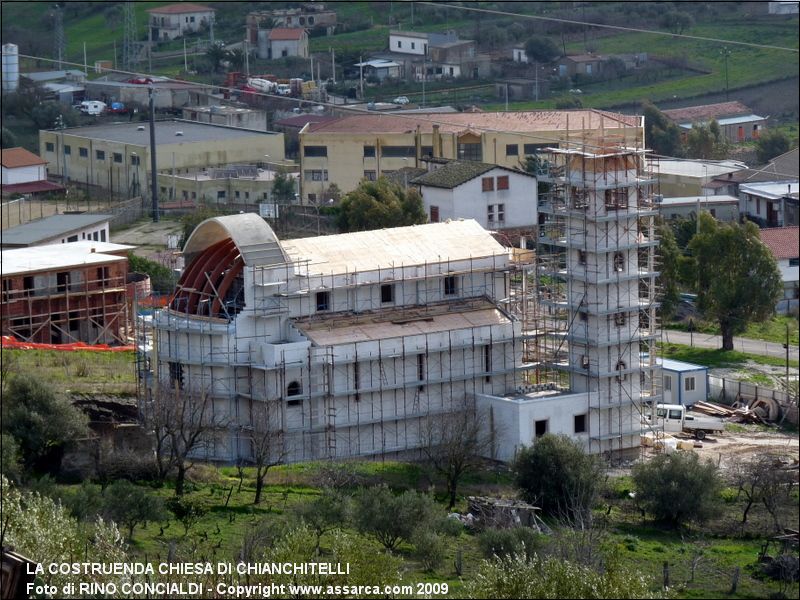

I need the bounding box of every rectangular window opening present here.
[316,291,330,311]
[443,275,457,296]
[574,414,587,434]
[381,283,394,303]
[534,419,548,438]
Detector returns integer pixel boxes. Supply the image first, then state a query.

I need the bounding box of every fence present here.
[708,375,798,425]
[107,196,147,230]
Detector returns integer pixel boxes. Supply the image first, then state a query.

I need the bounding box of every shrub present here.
[412,528,446,572]
[632,452,721,526]
[478,527,543,562]
[512,434,603,523]
[352,485,439,550]
[102,480,165,540]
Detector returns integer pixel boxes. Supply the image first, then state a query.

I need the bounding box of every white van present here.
[79,100,107,116]
[275,84,291,96]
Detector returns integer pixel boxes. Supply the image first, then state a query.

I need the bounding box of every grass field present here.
[660,343,800,369]
[32,459,797,599]
[666,316,800,346]
[2,349,137,396]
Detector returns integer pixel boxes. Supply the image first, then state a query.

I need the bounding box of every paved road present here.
[663,330,799,361]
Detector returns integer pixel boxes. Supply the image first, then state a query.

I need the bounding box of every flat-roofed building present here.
[39,120,285,198]
[648,157,747,197]
[299,109,642,202]
[1,241,135,344]
[1,214,112,249]
[657,195,740,222]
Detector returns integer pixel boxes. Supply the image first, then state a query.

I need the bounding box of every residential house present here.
[1,241,134,344]
[758,226,800,313]
[660,359,708,406]
[38,120,285,198]
[411,161,537,236]
[512,46,529,63]
[647,157,747,197]
[1,147,64,196]
[299,109,642,201]
[354,59,403,82]
[661,101,767,143]
[768,1,799,15]
[258,28,309,60]
[556,54,609,78]
[246,5,337,43]
[387,30,490,80]
[1,214,113,249]
[703,148,799,204]
[740,181,799,228]
[147,3,215,41]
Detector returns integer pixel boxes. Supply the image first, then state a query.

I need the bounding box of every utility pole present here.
[330,47,335,83]
[122,1,138,72]
[149,87,159,222]
[53,3,65,70]
[721,47,731,101]
[784,324,791,397]
[359,54,364,100]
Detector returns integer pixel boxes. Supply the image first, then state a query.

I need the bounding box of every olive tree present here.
[632,452,721,526]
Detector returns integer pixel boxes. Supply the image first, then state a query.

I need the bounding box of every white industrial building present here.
[150,140,660,464]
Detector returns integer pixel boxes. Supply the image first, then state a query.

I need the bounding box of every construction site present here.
[144,116,663,464]
[1,241,136,345]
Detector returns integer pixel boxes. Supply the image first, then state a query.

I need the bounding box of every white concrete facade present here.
[1,164,46,185]
[152,217,529,463]
[389,32,428,56]
[148,7,215,41]
[419,167,537,230]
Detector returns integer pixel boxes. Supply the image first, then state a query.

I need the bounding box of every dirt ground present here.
[110,217,184,262]
[640,426,799,473]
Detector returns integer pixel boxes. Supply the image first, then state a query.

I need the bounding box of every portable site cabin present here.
[660,358,708,406]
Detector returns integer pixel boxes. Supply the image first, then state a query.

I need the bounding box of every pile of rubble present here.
[451,496,551,533]
[692,399,782,424]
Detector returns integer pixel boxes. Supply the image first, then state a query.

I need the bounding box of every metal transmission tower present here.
[53,3,66,69]
[122,1,139,71]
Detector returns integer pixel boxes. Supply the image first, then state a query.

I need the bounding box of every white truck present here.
[647,404,725,440]
[78,100,107,116]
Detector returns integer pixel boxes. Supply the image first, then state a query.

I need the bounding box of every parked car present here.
[393,96,410,105]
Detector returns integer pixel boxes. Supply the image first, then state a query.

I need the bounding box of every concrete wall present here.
[1,164,46,185]
[420,169,537,230]
[39,129,285,196]
[271,38,309,59]
[390,34,427,55]
[659,202,739,222]
[476,392,593,462]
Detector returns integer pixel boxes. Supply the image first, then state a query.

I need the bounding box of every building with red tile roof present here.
[147,4,215,41]
[662,101,767,144]
[1,147,64,196]
[759,226,799,310]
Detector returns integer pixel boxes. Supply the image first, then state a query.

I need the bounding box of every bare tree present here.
[420,405,492,509]
[141,383,222,495]
[731,453,797,534]
[247,400,287,505]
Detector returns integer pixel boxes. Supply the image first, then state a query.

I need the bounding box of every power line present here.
[17,52,646,154]
[418,1,800,53]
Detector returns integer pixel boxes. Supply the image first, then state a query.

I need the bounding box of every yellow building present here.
[298,110,643,202]
[39,120,286,198]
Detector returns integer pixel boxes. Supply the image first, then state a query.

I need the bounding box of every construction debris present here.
[691,399,782,425]
[466,496,551,533]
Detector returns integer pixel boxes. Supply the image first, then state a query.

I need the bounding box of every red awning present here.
[1,180,66,194]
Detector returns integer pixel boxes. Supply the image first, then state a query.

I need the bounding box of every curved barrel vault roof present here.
[183,213,288,267]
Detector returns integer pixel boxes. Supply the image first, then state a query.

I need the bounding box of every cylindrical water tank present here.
[2,43,19,93]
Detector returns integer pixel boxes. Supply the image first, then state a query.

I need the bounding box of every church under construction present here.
[148,128,661,463]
